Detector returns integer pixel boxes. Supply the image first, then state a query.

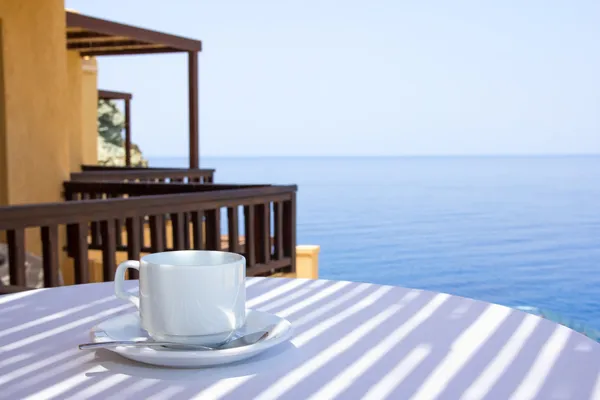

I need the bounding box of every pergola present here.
[98,90,133,166]
[66,11,202,168]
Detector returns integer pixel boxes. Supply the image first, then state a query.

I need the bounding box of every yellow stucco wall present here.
[67,51,83,172]
[81,57,98,165]
[0,0,83,266]
[66,52,99,170]
[0,0,71,206]
[0,21,7,207]
[296,245,320,279]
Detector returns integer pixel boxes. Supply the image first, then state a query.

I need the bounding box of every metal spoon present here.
[79,328,273,351]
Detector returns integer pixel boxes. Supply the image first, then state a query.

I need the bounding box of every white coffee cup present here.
[114,250,246,346]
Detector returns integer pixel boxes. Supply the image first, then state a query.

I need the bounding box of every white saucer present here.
[89,309,293,368]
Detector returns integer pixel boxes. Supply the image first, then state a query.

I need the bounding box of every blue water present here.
[149,156,600,329]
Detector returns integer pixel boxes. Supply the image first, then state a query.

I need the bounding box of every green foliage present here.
[98,99,125,147]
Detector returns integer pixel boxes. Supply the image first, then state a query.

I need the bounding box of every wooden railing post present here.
[63,187,77,258]
[283,193,297,273]
[227,207,240,253]
[171,212,185,250]
[41,225,60,287]
[274,202,284,260]
[126,217,141,279]
[244,205,256,268]
[100,219,117,281]
[108,194,124,249]
[89,193,101,247]
[183,212,191,249]
[149,215,165,252]
[73,223,90,284]
[191,210,204,250]
[7,229,26,286]
[205,208,220,250]
[254,203,270,264]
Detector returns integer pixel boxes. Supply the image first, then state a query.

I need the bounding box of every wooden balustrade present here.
[65,181,266,198]
[63,181,272,254]
[82,165,177,171]
[72,167,215,183]
[0,185,297,293]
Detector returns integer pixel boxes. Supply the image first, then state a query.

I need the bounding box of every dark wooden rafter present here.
[67,33,129,43]
[78,47,184,57]
[98,90,132,100]
[66,12,202,55]
[68,40,148,51]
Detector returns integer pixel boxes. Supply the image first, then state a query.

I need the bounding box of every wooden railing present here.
[72,168,215,183]
[65,181,268,198]
[63,181,273,254]
[0,185,296,293]
[81,165,206,172]
[82,165,174,171]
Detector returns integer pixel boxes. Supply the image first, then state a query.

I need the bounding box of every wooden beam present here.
[98,90,132,100]
[66,12,202,52]
[67,34,130,43]
[73,43,168,53]
[67,39,147,50]
[79,47,181,57]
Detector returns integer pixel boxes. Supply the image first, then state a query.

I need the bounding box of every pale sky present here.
[66,0,600,157]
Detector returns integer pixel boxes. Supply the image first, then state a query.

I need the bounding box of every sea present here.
[149,156,600,331]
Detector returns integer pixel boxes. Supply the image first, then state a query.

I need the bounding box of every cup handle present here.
[114,260,140,309]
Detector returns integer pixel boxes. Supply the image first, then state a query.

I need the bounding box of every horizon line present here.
[145,153,600,159]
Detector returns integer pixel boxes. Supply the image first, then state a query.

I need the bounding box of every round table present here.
[1,278,599,400]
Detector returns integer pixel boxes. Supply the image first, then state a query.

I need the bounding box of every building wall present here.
[0,0,76,264]
[0,21,7,207]
[67,51,83,172]
[0,0,71,206]
[66,52,98,171]
[81,57,98,165]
